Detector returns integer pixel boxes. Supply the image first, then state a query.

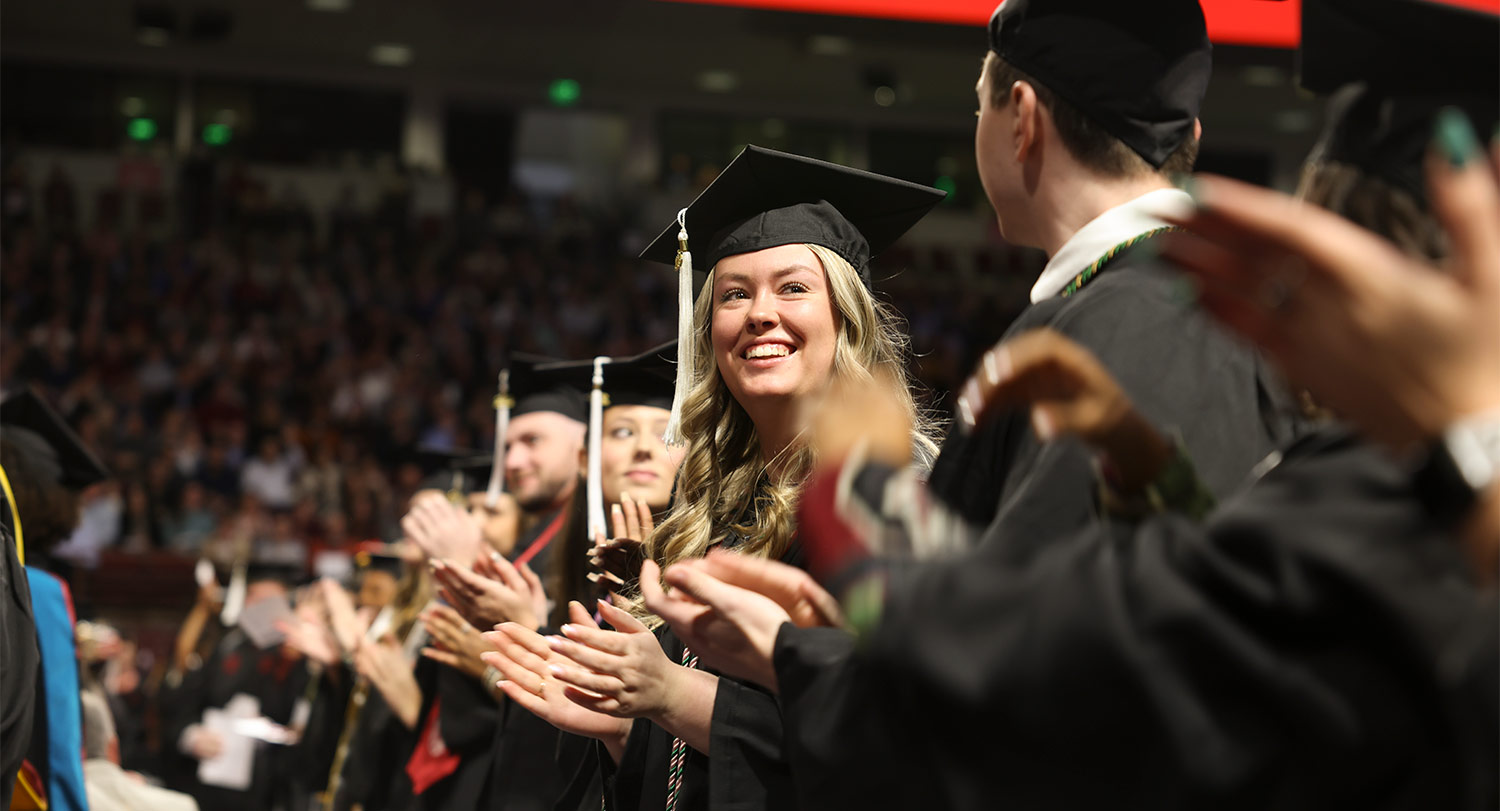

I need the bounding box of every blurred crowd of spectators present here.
[0,154,1033,571]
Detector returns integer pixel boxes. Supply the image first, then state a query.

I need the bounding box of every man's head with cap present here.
[976,0,1210,249]
[505,355,587,514]
[354,541,406,609]
[1297,0,1498,260]
[0,386,110,555]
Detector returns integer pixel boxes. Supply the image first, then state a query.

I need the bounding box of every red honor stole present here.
[404,699,460,794]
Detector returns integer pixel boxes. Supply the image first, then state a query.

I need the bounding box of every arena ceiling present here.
[3,0,1314,141]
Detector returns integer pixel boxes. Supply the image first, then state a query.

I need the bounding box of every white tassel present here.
[663,208,694,447]
[586,356,609,539]
[485,369,511,508]
[220,559,247,627]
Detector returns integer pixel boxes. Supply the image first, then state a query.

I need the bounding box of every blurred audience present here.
[0,153,1021,571]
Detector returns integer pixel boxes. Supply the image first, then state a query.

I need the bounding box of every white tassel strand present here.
[485,369,511,508]
[586,356,609,539]
[663,207,694,447]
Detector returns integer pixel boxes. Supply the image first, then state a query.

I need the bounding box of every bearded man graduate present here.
[396,356,587,809]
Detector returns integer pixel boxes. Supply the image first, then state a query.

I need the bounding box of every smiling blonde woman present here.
[478,146,947,811]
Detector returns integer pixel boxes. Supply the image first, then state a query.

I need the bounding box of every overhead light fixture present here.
[307,0,351,10]
[370,43,413,67]
[202,123,232,146]
[807,34,852,56]
[697,70,738,93]
[127,118,158,141]
[549,79,582,106]
[1240,65,1287,88]
[137,27,170,47]
[873,86,897,107]
[133,4,177,47]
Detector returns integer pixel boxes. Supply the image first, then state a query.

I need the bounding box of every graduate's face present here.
[599,404,685,510]
[504,411,585,513]
[357,570,399,609]
[711,244,839,415]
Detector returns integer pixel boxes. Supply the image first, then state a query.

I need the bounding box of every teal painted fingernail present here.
[1434,107,1480,168]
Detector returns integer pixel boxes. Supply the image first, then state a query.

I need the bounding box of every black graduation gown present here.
[295,666,353,798]
[168,628,312,811]
[487,505,580,811]
[776,430,1497,810]
[928,246,1307,563]
[593,539,806,811]
[334,687,415,811]
[593,625,796,811]
[400,656,500,810]
[0,527,37,811]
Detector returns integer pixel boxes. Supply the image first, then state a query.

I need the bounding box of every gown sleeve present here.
[929,257,1306,567]
[780,430,1495,810]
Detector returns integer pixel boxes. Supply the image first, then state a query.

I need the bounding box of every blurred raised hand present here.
[432,555,543,631]
[646,553,843,693]
[1160,114,1500,451]
[956,328,1173,494]
[420,604,497,681]
[402,491,484,567]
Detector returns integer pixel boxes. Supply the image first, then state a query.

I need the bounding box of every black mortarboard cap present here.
[987,0,1212,170]
[0,386,110,489]
[639,146,945,288]
[245,560,302,587]
[354,542,406,578]
[413,445,494,495]
[509,353,589,423]
[534,341,678,412]
[532,342,681,538]
[1300,0,1499,96]
[1300,0,1499,206]
[1310,85,1498,206]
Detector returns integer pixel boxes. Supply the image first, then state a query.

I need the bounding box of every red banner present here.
[659,0,1496,48]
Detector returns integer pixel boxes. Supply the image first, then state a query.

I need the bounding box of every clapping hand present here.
[480,604,634,761]
[354,634,422,729]
[588,493,653,587]
[402,491,484,567]
[646,554,843,693]
[431,555,545,631]
[420,604,497,681]
[1159,117,1500,451]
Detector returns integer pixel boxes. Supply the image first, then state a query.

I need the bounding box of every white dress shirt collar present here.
[1029,188,1193,304]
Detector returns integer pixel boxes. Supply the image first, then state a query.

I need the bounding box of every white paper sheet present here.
[197,693,259,790]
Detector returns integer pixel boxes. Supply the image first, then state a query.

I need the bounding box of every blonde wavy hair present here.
[640,243,939,614]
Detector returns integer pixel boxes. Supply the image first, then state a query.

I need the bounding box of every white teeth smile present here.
[745,344,792,359]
